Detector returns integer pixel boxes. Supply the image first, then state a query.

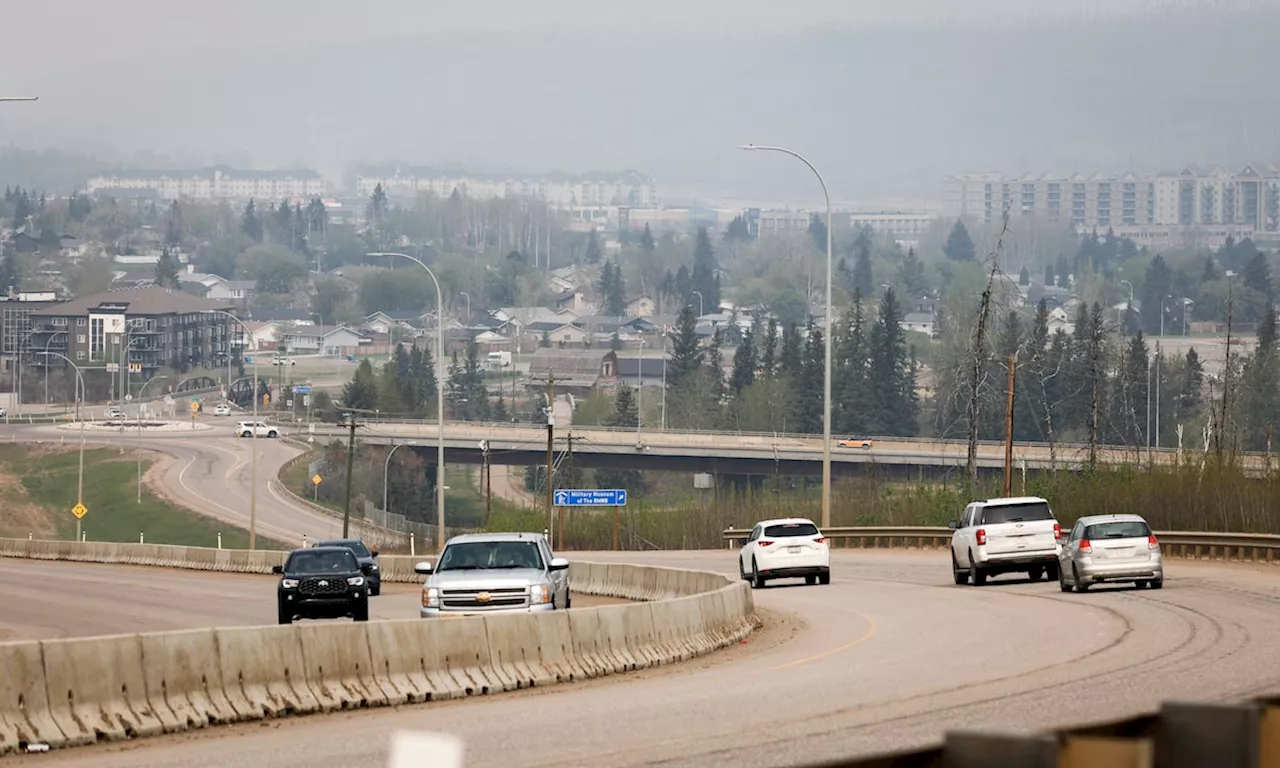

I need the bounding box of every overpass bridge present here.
[302,420,1250,478]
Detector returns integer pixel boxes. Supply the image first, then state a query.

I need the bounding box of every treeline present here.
[665,287,920,436]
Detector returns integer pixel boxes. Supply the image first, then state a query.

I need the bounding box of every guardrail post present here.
[1156,701,1260,767]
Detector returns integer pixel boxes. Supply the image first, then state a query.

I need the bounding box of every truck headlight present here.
[530,584,551,604]
[281,579,299,589]
[422,587,439,608]
[346,576,365,586]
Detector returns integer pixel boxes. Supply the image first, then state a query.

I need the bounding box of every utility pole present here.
[481,439,492,527]
[561,432,579,551]
[342,412,358,538]
[1003,354,1017,497]
[544,372,556,534]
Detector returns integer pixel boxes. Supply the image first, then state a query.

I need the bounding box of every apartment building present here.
[87,166,326,201]
[25,287,236,377]
[945,164,1280,243]
[0,293,62,371]
[848,212,939,238]
[756,209,813,237]
[356,167,661,209]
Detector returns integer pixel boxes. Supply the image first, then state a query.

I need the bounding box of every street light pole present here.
[739,144,834,528]
[636,338,645,443]
[43,330,66,407]
[691,290,705,317]
[38,351,85,540]
[383,441,414,516]
[460,291,471,323]
[202,310,259,549]
[135,374,168,503]
[368,252,447,552]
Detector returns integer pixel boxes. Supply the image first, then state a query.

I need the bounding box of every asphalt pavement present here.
[12,549,1280,768]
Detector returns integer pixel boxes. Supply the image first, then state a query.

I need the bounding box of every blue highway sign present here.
[553,489,627,507]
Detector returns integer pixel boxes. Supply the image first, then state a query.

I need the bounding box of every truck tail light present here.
[975,529,986,546]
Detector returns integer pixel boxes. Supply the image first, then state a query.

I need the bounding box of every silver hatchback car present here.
[1058,514,1163,592]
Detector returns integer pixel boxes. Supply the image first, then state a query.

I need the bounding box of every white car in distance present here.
[236,421,280,438]
[949,496,1061,586]
[213,403,232,417]
[739,518,831,589]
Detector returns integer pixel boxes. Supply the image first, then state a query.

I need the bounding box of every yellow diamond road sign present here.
[72,503,87,519]
[312,474,322,485]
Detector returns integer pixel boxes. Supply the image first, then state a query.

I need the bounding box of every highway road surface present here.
[16,549,1280,768]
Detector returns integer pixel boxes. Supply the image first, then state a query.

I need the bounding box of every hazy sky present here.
[2,0,1274,207]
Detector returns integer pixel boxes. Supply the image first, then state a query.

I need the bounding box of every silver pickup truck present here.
[414,532,571,618]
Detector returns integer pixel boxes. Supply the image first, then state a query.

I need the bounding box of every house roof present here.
[31,286,235,316]
[251,308,312,323]
[903,313,935,324]
[289,324,365,339]
[616,357,665,377]
[527,320,581,333]
[527,348,617,386]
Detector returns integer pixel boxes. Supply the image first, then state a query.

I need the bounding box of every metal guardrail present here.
[720,526,1280,563]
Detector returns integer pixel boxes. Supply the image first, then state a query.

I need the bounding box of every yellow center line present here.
[767,613,878,671]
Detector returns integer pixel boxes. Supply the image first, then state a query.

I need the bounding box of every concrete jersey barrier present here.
[0,546,757,756]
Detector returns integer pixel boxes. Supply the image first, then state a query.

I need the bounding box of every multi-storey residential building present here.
[848,212,939,239]
[356,167,660,209]
[756,209,813,237]
[87,166,326,201]
[0,293,62,372]
[945,164,1280,245]
[26,287,235,382]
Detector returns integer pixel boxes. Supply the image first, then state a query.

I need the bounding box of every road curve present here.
[15,549,1280,768]
[0,423,345,546]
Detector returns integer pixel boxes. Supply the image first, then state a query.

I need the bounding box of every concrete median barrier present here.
[0,641,66,752]
[364,619,451,705]
[297,622,387,712]
[567,608,623,677]
[432,615,503,695]
[41,633,166,743]
[185,546,216,571]
[138,628,239,731]
[484,611,579,689]
[215,625,319,719]
[227,549,250,573]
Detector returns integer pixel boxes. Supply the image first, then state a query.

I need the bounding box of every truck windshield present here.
[980,502,1053,524]
[437,541,544,571]
[287,549,357,573]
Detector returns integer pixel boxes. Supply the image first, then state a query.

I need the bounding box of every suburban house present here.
[901,312,936,337]
[1046,306,1075,335]
[237,321,280,351]
[282,324,367,355]
[615,356,666,388]
[547,265,586,294]
[625,295,656,317]
[526,320,589,348]
[363,310,429,335]
[553,290,595,313]
[250,308,314,326]
[525,348,619,396]
[493,306,580,335]
[178,270,255,302]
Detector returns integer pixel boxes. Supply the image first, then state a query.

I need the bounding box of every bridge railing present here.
[720,527,1280,563]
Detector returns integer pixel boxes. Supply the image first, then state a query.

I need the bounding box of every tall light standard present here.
[383,441,416,516]
[368,252,447,552]
[135,374,168,503]
[43,330,67,406]
[37,351,85,540]
[636,338,646,443]
[460,291,471,323]
[739,144,835,528]
[690,290,705,317]
[1119,279,1135,329]
[201,309,259,549]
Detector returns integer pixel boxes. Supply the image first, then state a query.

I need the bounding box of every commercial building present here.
[356,167,660,209]
[25,287,236,382]
[87,166,326,201]
[944,164,1280,247]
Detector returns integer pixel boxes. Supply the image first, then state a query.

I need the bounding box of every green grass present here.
[0,444,288,549]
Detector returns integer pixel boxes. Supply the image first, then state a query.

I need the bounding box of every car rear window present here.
[1084,520,1151,539]
[979,502,1053,525]
[764,522,820,538]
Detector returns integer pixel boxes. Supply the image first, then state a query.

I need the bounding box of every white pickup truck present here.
[236,421,280,438]
[949,496,1061,586]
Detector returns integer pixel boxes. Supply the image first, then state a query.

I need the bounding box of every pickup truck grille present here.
[299,577,348,596]
[441,587,528,610]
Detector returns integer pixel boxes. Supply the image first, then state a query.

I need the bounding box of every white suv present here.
[949,496,1061,586]
[739,517,830,589]
[236,421,280,438]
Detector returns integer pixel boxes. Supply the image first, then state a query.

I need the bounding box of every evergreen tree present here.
[705,328,726,405]
[1109,332,1149,448]
[584,228,602,264]
[0,251,19,293]
[539,330,551,348]
[154,247,180,288]
[457,340,489,421]
[808,214,828,253]
[793,320,824,433]
[729,324,757,394]
[165,201,183,246]
[639,223,655,251]
[409,344,438,415]
[1242,250,1275,303]
[491,395,509,422]
[241,199,263,242]
[609,330,622,351]
[778,321,803,378]
[724,215,751,242]
[341,359,380,410]
[851,226,873,295]
[596,385,645,493]
[1056,254,1070,288]
[690,226,720,309]
[274,199,295,249]
[444,352,465,417]
[1141,254,1173,335]
[11,190,30,229]
[943,220,976,262]
[1239,307,1280,448]
[367,183,388,227]
[834,291,872,434]
[867,288,917,435]
[1018,266,1030,286]
[1044,261,1055,287]
[898,246,928,297]
[599,260,627,316]
[666,304,703,388]
[758,317,778,377]
[1201,255,1219,284]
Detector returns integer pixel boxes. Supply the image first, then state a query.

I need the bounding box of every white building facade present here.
[88,166,326,201]
[356,167,660,209]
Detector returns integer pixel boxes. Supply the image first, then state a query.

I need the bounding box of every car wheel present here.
[565,589,572,609]
[818,572,830,585]
[739,558,749,581]
[951,552,968,585]
[805,574,817,585]
[277,606,293,625]
[370,583,380,597]
[750,559,766,590]
[1046,562,1060,581]
[969,552,986,586]
[1058,564,1072,592]
[240,431,251,438]
[1135,580,1149,589]
[1073,565,1090,592]
[353,602,369,622]
[267,430,278,438]
[1151,578,1164,590]
[1028,567,1044,582]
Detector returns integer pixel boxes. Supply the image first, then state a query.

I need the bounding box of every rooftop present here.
[31,286,235,316]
